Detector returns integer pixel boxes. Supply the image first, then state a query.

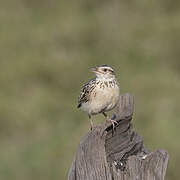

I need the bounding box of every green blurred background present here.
[0,0,180,179]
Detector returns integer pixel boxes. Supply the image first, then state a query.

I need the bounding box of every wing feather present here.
[77,78,96,108]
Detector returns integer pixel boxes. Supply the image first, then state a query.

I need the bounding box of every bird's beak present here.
[90,67,98,73]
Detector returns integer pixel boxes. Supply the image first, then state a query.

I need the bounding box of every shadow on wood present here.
[68,93,169,180]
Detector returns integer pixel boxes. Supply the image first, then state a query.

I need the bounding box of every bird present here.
[77,65,120,130]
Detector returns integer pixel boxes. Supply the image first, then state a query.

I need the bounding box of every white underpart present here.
[81,77,120,116]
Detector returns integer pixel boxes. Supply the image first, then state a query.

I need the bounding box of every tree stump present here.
[68,93,169,180]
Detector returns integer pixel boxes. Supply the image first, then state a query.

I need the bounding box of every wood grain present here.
[68,93,169,180]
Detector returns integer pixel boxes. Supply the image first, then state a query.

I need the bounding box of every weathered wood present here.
[68,93,169,180]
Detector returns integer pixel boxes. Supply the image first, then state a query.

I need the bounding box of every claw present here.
[102,112,118,134]
[106,117,118,133]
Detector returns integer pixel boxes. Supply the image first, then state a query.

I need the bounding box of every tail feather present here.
[77,103,81,108]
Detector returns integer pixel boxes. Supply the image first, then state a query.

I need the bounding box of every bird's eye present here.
[103,69,107,72]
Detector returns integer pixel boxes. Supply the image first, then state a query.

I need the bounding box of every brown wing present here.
[77,79,96,108]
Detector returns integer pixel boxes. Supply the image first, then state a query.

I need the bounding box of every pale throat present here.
[96,75,116,82]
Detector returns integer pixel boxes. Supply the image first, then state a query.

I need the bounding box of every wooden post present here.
[68,93,169,180]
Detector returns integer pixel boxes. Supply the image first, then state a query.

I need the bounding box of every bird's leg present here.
[102,112,118,131]
[88,115,93,131]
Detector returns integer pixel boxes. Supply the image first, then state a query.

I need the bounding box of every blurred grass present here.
[0,0,180,179]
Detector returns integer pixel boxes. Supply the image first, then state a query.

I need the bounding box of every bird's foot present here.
[90,119,94,131]
[90,125,93,131]
[106,117,118,132]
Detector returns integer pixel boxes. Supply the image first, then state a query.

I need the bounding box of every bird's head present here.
[90,65,116,80]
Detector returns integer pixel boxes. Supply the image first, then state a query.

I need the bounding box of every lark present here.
[77,65,120,130]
